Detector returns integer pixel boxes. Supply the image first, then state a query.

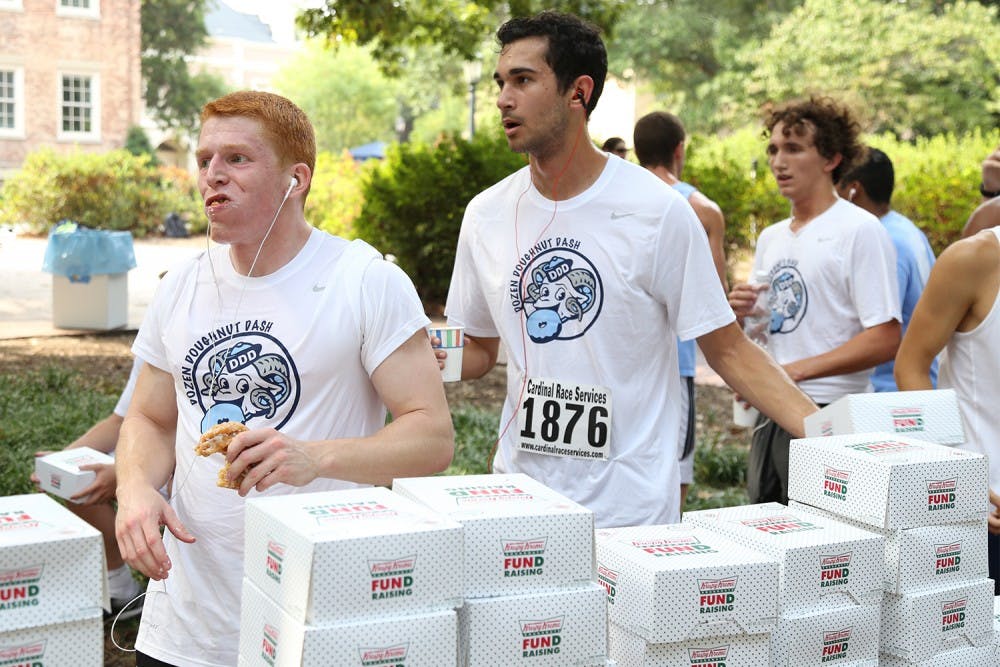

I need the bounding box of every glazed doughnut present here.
[195,421,249,488]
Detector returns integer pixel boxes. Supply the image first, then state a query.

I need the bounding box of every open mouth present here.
[205,194,230,209]
[502,117,522,134]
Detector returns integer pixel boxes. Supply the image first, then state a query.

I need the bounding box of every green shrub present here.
[355,131,526,309]
[0,148,201,237]
[305,150,369,239]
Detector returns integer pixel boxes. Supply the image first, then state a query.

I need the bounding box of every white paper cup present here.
[429,325,464,382]
[732,397,759,428]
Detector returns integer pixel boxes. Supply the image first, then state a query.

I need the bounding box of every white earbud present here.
[289,176,298,191]
[848,187,857,201]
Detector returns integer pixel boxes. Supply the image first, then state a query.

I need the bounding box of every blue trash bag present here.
[41,220,137,283]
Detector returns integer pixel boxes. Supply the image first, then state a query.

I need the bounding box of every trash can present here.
[42,221,136,330]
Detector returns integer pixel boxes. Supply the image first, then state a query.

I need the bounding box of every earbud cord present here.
[488,115,588,469]
[111,182,294,653]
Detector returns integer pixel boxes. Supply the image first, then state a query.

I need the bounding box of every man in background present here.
[633,110,728,508]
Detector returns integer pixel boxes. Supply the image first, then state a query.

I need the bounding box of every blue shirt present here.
[672,182,699,377]
[872,210,938,391]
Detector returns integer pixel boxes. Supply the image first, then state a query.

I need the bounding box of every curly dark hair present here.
[764,96,866,183]
[496,11,607,119]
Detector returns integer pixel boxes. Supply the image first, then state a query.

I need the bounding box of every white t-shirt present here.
[939,227,1000,495]
[113,355,142,417]
[131,229,429,667]
[446,157,734,528]
[752,198,900,403]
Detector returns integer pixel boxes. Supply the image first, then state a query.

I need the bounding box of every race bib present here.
[516,377,611,460]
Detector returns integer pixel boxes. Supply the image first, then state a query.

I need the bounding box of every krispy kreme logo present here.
[64,452,103,467]
[819,420,834,437]
[304,501,396,525]
[699,577,737,614]
[935,543,962,575]
[370,556,416,601]
[928,479,958,511]
[503,537,546,578]
[265,540,285,583]
[688,645,729,666]
[520,617,563,658]
[821,628,852,662]
[359,643,408,666]
[630,535,717,557]
[741,515,821,535]
[446,484,533,506]
[0,642,45,666]
[822,467,850,501]
[820,553,851,588]
[49,473,62,490]
[942,598,967,632]
[0,511,39,532]
[597,564,619,604]
[0,565,43,611]
[260,624,279,665]
[846,440,917,456]
[891,407,925,433]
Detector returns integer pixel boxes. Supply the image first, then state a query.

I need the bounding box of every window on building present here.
[0,68,24,138]
[0,1,25,13]
[57,0,99,18]
[59,73,100,140]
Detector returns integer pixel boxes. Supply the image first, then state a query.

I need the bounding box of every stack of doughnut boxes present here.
[791,389,994,665]
[238,486,465,666]
[393,473,610,666]
[0,494,107,667]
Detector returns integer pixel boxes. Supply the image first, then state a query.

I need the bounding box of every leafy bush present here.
[355,131,526,309]
[305,150,370,239]
[0,148,201,237]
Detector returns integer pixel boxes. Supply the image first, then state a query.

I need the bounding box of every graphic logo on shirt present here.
[821,628,852,662]
[179,322,300,433]
[509,240,603,343]
[768,261,807,334]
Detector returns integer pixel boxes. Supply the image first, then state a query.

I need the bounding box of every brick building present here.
[0,0,142,180]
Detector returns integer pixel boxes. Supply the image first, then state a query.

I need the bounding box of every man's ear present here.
[824,152,843,174]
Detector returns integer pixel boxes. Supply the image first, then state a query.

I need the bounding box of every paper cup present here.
[732,397,759,428]
[429,325,464,382]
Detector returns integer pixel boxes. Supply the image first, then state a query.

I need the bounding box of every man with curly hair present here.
[728,96,901,504]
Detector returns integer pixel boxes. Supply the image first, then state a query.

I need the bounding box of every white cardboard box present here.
[243,486,463,624]
[595,523,779,643]
[771,604,881,666]
[789,501,989,595]
[393,473,594,598]
[34,447,115,503]
[0,610,103,667]
[788,432,988,529]
[879,644,996,666]
[458,583,608,666]
[52,272,128,330]
[881,578,994,662]
[607,621,770,667]
[683,503,885,615]
[0,494,107,632]
[803,389,965,445]
[239,578,457,666]
[993,595,1000,665]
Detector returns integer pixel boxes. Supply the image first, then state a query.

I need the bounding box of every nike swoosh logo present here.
[312,283,326,292]
[610,211,635,220]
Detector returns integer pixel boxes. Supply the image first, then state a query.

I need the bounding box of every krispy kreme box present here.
[789,501,988,595]
[880,644,996,666]
[393,474,594,598]
[788,432,988,530]
[243,486,463,624]
[0,610,102,667]
[993,595,1000,664]
[34,447,115,504]
[0,494,107,632]
[803,389,965,445]
[458,582,608,666]
[607,621,770,667]
[881,578,994,663]
[771,604,880,666]
[594,524,779,643]
[239,577,456,666]
[683,503,884,615]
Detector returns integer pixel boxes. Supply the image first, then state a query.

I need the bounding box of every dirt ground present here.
[1,332,736,665]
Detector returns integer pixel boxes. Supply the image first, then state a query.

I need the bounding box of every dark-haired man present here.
[444,11,816,528]
[729,97,901,505]
[633,110,728,508]
[836,147,936,392]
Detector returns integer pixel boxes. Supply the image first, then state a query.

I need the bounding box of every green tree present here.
[141,0,226,133]
[721,0,1000,136]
